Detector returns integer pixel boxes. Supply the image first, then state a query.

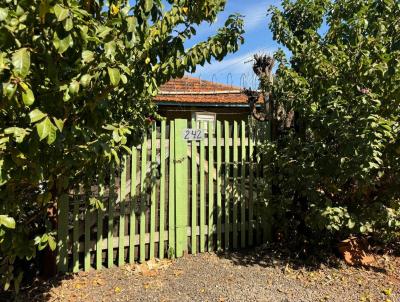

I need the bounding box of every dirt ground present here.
[15,249,400,302]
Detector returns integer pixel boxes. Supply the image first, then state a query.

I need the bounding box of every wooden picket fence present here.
[57,119,270,272]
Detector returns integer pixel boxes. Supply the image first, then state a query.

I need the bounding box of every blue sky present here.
[184,1,282,88]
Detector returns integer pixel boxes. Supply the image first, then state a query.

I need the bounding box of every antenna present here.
[240,73,247,90]
[198,74,202,91]
[227,73,233,88]
[211,74,217,93]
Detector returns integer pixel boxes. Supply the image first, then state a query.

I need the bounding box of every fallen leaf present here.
[142,270,159,277]
[382,288,392,296]
[114,286,122,293]
[173,269,184,277]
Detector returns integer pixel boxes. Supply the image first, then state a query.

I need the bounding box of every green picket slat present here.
[168,121,175,258]
[72,202,80,272]
[84,204,90,271]
[57,194,68,272]
[248,124,254,247]
[118,156,127,266]
[191,119,197,254]
[174,119,188,258]
[96,172,105,270]
[240,121,246,248]
[129,147,137,263]
[232,121,238,249]
[256,159,261,245]
[140,131,147,262]
[150,124,157,259]
[199,122,205,253]
[224,121,230,250]
[208,121,214,251]
[159,121,166,259]
[108,163,115,268]
[216,121,222,251]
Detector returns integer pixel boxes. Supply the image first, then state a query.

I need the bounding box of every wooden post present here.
[108,163,115,268]
[208,121,214,251]
[216,121,222,251]
[174,119,188,258]
[168,121,175,258]
[118,156,127,266]
[150,123,157,259]
[159,120,166,259]
[139,131,147,262]
[96,172,105,270]
[232,121,238,249]
[57,194,68,272]
[191,119,197,254]
[199,122,205,252]
[224,121,230,249]
[129,147,137,263]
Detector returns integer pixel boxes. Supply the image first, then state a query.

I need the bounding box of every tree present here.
[253,0,400,250]
[0,0,244,291]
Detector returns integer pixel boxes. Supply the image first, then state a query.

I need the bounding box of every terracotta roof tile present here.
[155,76,252,104]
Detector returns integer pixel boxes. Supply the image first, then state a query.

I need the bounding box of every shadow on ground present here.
[12,246,395,302]
[1,273,75,302]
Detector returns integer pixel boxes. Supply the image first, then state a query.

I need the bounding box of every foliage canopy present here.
[0,0,244,291]
[257,0,400,248]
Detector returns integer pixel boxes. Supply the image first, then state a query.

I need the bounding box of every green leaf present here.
[82,50,94,63]
[48,235,56,251]
[107,67,120,86]
[0,8,8,22]
[80,74,91,87]
[12,48,30,78]
[0,52,7,72]
[0,215,15,229]
[105,41,116,59]
[111,149,120,165]
[144,0,153,12]
[63,90,71,102]
[54,4,69,22]
[63,17,73,31]
[47,125,57,144]
[347,219,355,229]
[121,74,127,84]
[68,80,80,94]
[97,26,112,39]
[112,129,121,143]
[3,82,17,99]
[126,16,137,32]
[53,117,64,132]
[20,83,35,106]
[36,117,53,141]
[4,127,29,143]
[29,109,47,123]
[53,33,73,54]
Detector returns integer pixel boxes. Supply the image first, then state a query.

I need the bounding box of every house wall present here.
[157,105,251,121]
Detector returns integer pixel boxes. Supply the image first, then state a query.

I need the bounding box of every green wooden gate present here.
[57,119,270,272]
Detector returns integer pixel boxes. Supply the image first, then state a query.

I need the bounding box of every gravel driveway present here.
[17,250,400,302]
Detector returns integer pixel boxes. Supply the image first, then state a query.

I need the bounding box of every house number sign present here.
[182,128,205,141]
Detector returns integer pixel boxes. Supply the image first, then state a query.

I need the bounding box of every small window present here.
[192,112,216,131]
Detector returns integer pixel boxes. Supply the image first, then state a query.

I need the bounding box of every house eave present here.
[155,101,260,108]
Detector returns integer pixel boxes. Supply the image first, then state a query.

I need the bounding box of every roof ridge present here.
[160,76,242,92]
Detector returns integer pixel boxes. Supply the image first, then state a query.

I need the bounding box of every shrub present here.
[255,0,400,250]
[0,0,244,291]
